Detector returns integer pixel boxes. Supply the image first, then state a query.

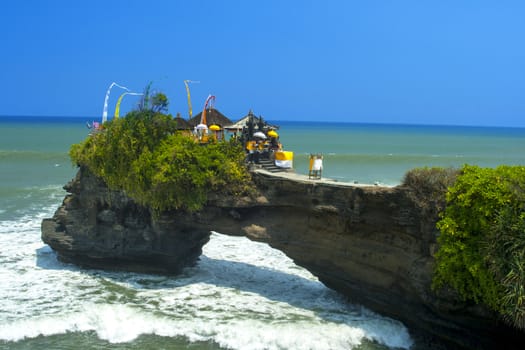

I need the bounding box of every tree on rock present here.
[69,107,253,213]
[151,92,169,113]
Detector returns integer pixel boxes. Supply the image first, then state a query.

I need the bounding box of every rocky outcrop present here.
[42,167,524,349]
[41,166,210,274]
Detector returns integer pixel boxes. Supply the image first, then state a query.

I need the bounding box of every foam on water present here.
[0,201,413,349]
[3,118,525,349]
[0,303,365,349]
[0,184,68,221]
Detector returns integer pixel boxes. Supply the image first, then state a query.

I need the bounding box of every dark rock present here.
[41,167,525,349]
[197,171,525,350]
[41,166,210,274]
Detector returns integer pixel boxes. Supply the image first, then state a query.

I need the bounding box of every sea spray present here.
[0,202,413,350]
[4,117,523,349]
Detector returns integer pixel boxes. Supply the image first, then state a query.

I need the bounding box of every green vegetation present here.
[150,92,169,113]
[403,165,525,329]
[402,166,459,217]
[433,165,525,329]
[70,109,252,213]
[71,106,525,328]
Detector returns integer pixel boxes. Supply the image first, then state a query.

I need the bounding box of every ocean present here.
[1,116,524,350]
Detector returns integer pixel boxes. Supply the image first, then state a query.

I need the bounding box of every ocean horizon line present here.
[1,114,525,131]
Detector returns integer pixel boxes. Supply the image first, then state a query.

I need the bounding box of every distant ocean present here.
[277,120,525,186]
[1,115,524,350]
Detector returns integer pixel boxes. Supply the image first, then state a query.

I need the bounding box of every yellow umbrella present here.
[209,124,221,131]
[267,130,278,138]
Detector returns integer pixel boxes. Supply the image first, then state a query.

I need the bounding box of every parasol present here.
[253,131,266,139]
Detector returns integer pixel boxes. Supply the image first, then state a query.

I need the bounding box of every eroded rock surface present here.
[42,167,524,349]
[42,166,210,274]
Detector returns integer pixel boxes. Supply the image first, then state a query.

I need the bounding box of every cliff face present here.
[41,166,210,274]
[42,167,523,349]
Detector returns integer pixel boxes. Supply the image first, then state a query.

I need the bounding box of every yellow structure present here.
[274,151,293,169]
[209,124,223,141]
[183,80,199,119]
[267,130,278,138]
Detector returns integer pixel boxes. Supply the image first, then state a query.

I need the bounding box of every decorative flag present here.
[184,80,200,119]
[102,82,129,123]
[200,94,216,126]
[114,92,143,119]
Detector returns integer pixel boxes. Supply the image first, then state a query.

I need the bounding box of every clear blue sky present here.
[1,0,524,127]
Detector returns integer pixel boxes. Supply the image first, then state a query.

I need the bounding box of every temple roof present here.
[173,112,192,129]
[188,108,232,127]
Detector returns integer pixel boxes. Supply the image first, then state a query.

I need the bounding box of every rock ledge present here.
[42,167,525,349]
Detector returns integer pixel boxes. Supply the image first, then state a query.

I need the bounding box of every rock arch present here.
[42,167,524,349]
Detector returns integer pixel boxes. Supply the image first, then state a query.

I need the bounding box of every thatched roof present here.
[188,108,233,127]
[224,110,279,131]
[173,112,192,130]
[224,114,255,131]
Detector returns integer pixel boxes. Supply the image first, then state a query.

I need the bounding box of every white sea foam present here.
[0,301,410,349]
[0,304,172,343]
[0,213,413,350]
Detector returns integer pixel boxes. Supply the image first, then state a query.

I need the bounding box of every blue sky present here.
[1,0,524,127]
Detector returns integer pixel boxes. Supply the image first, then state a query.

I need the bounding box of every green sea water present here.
[1,116,524,350]
[0,117,86,221]
[277,121,525,185]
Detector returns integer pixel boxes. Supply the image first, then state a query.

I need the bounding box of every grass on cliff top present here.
[70,109,253,213]
[404,165,525,330]
[402,166,458,218]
